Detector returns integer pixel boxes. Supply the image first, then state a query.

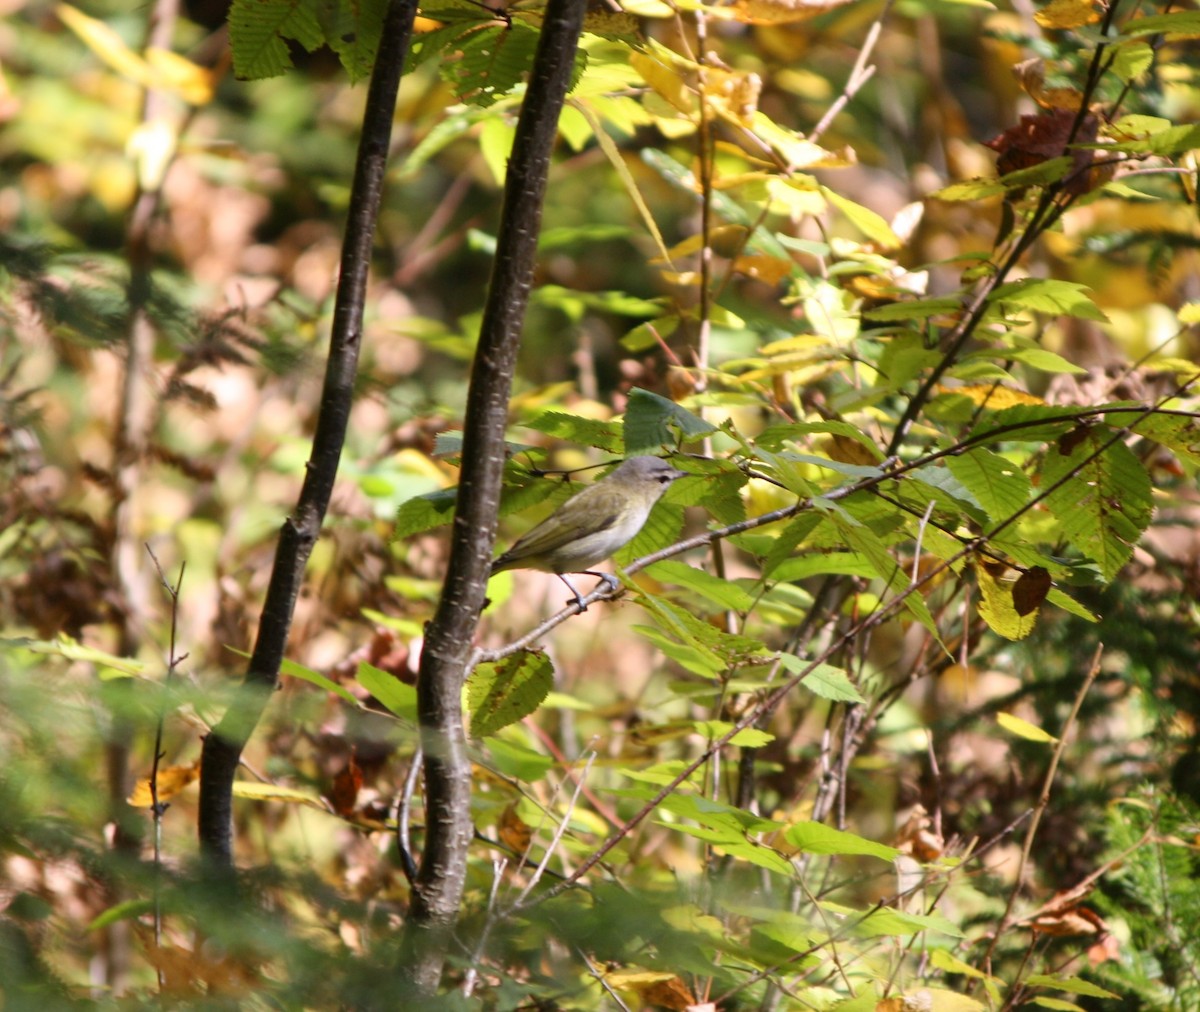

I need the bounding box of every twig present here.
[978,643,1104,980]
[810,2,892,144]
[144,546,188,989]
[394,746,423,885]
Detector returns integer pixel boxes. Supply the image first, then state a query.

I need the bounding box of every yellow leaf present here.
[997,710,1059,744]
[630,51,695,115]
[128,761,201,807]
[938,384,1044,409]
[975,558,1038,640]
[1033,0,1100,29]
[724,0,857,25]
[232,781,328,810]
[59,5,214,105]
[58,4,153,87]
[145,48,215,105]
[731,253,796,284]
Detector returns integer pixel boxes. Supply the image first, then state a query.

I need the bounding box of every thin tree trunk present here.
[397,0,587,994]
[196,0,419,864]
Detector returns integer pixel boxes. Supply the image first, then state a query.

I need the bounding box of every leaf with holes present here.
[1040,426,1153,582]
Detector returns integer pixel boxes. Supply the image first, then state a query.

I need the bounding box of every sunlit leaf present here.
[468,650,554,738]
[997,711,1058,743]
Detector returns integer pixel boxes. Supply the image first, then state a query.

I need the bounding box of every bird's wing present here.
[493,507,620,570]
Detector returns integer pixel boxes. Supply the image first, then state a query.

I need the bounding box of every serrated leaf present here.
[863,296,962,322]
[1005,346,1088,374]
[996,710,1058,743]
[1024,975,1119,999]
[1125,410,1200,465]
[623,387,717,453]
[784,822,898,860]
[1041,426,1153,581]
[693,720,774,747]
[393,486,458,539]
[521,410,625,452]
[778,655,866,703]
[988,279,1107,321]
[1122,11,1200,36]
[356,662,417,720]
[645,560,756,611]
[946,448,1031,525]
[835,516,939,634]
[468,650,554,738]
[228,0,324,79]
[975,559,1038,641]
[323,0,387,82]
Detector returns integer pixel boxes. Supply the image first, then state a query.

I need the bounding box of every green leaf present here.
[468,650,555,738]
[1025,974,1120,999]
[1041,426,1154,581]
[623,387,717,453]
[1004,346,1088,374]
[946,448,1031,526]
[1029,1000,1085,1012]
[932,178,1006,201]
[484,737,553,781]
[668,822,793,873]
[393,486,458,539]
[323,0,387,82]
[281,658,361,707]
[784,822,899,860]
[693,720,774,747]
[645,560,756,612]
[88,899,155,932]
[971,403,1086,442]
[521,410,625,452]
[988,279,1107,321]
[1124,410,1200,465]
[778,655,866,703]
[228,0,324,79]
[3,635,145,677]
[1121,10,1200,36]
[863,296,962,322]
[851,907,964,938]
[356,662,417,721]
[834,515,939,634]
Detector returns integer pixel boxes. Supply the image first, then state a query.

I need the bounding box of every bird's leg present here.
[583,570,620,595]
[557,574,588,611]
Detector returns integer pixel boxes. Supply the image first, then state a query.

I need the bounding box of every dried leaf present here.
[128,761,201,807]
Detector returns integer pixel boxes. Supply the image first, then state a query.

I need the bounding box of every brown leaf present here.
[498,802,533,856]
[329,751,363,817]
[1012,566,1052,616]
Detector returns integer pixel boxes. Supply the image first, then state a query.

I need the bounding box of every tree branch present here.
[397,0,587,994]
[196,0,419,864]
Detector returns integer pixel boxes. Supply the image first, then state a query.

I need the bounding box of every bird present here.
[490,455,687,609]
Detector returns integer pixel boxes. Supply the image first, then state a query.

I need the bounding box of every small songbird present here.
[490,455,687,609]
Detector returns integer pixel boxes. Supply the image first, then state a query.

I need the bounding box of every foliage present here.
[1,0,1199,1004]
